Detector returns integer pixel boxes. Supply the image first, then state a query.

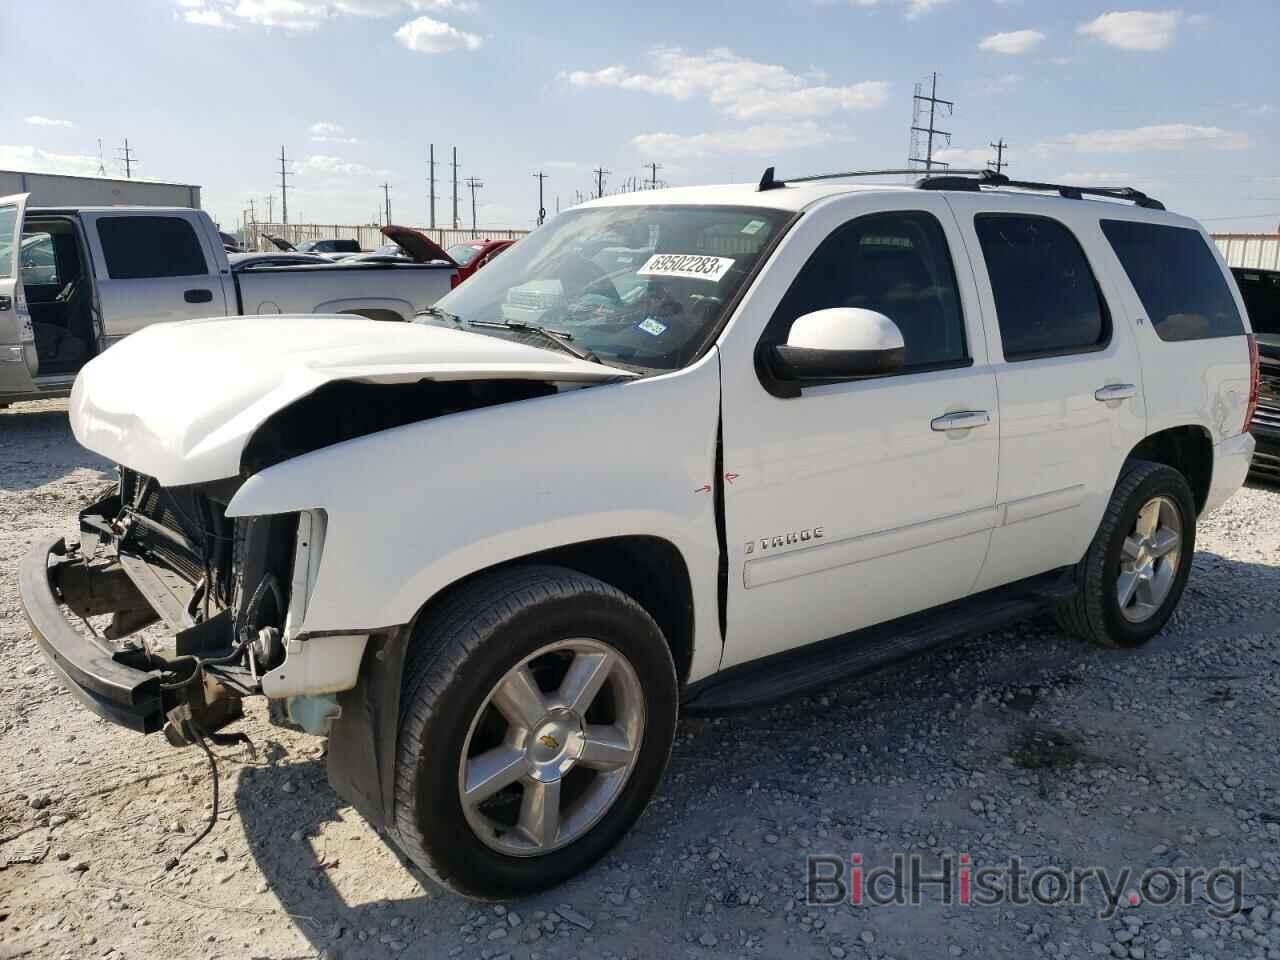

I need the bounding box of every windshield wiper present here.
[466,319,600,363]
[417,305,460,324]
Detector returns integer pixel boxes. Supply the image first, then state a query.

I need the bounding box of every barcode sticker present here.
[638,254,735,282]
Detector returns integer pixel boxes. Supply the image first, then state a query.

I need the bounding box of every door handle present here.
[184,288,214,304]
[1094,384,1136,402]
[0,296,11,311]
[931,410,992,432]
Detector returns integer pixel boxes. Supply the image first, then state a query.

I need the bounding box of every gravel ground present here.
[2,398,1279,960]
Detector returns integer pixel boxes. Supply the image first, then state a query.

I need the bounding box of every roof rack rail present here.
[757,166,987,191]
[917,169,1165,210]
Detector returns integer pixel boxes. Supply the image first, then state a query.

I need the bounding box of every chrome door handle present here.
[931,410,992,432]
[1094,384,1136,402]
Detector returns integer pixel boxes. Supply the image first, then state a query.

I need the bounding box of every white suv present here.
[21,169,1259,899]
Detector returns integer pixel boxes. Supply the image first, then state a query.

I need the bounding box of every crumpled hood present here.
[71,314,633,486]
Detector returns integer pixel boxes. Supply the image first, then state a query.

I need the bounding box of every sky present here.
[3,0,1278,233]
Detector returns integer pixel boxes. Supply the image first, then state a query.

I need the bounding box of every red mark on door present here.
[724,472,739,485]
[694,483,712,494]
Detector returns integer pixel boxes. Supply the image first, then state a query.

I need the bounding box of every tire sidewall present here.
[1095,468,1197,646]
[405,587,677,898]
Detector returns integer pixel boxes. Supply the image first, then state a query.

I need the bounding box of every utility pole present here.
[464,177,483,231]
[909,72,953,171]
[96,139,106,176]
[451,147,460,230]
[989,138,1008,173]
[381,182,392,225]
[247,198,257,236]
[593,166,611,199]
[278,145,293,225]
[532,171,549,226]
[644,162,663,190]
[265,195,273,223]
[427,144,438,229]
[117,138,138,179]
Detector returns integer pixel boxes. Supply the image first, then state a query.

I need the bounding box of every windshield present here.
[421,205,789,372]
[448,242,483,265]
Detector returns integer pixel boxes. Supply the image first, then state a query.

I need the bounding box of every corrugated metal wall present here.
[0,170,201,209]
[1214,234,1280,271]
[245,222,529,252]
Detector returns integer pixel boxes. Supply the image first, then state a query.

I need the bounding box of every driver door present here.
[717,193,1000,668]
[0,193,40,395]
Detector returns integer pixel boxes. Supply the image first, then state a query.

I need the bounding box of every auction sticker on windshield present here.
[638,254,735,282]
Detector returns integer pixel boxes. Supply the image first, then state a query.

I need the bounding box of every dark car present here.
[1233,266,1280,481]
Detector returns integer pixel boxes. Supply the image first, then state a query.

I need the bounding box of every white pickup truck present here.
[21,169,1258,899]
[0,193,455,406]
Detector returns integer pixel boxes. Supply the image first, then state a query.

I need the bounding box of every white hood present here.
[71,314,633,486]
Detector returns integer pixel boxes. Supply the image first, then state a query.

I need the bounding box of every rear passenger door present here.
[947,198,1147,592]
[82,212,230,343]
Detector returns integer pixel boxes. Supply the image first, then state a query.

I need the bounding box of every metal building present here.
[1214,233,1280,271]
[0,170,201,209]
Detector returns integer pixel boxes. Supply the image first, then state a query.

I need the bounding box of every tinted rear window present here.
[1101,220,1244,342]
[1233,269,1280,337]
[97,216,209,279]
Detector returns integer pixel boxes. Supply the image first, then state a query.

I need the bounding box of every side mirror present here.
[770,308,905,384]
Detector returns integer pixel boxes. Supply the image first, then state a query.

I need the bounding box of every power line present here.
[427,144,438,230]
[116,138,138,179]
[989,138,1008,174]
[464,177,484,231]
[909,72,953,171]
[451,147,460,230]
[278,145,293,226]
[593,166,611,199]
[1197,212,1280,223]
[532,171,549,226]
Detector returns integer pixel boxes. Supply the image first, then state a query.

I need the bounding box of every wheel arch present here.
[1127,425,1213,515]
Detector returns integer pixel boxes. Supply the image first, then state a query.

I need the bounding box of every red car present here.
[381,226,515,287]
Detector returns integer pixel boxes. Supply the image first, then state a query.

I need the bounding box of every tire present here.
[390,564,678,899]
[1055,459,1197,648]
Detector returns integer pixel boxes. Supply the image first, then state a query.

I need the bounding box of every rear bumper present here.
[1203,432,1256,515]
[18,537,166,733]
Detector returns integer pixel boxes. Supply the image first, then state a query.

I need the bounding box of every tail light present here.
[1244,334,1260,433]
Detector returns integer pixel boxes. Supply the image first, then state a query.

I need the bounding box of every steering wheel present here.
[561,253,622,304]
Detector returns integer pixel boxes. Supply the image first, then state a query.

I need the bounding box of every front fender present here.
[226,351,724,682]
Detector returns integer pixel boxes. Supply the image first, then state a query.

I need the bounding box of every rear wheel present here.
[391,565,678,899]
[1055,460,1196,648]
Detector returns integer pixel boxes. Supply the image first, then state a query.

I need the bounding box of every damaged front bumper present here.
[20,536,169,733]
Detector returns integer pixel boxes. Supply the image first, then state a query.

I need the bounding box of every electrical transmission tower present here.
[451,147,460,229]
[116,139,138,179]
[908,72,953,171]
[381,183,392,225]
[532,171,549,226]
[464,177,483,231]
[593,166,611,199]
[427,144,439,229]
[989,138,1008,173]
[278,145,293,225]
[644,162,663,190]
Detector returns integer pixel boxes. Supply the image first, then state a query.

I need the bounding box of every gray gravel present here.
[1,399,1278,959]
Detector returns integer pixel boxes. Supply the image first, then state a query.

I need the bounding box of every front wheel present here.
[391,565,678,899]
[1055,460,1197,648]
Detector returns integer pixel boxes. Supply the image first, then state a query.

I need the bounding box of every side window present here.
[771,210,968,370]
[974,214,1110,360]
[1101,220,1245,342]
[20,233,59,286]
[96,216,209,280]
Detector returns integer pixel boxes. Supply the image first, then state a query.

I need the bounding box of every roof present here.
[28,205,203,215]
[0,169,200,189]
[577,175,1198,227]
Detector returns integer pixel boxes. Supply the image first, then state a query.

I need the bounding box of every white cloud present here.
[933,147,995,169]
[24,116,74,128]
[562,48,889,121]
[176,0,476,32]
[1078,10,1182,51]
[1038,123,1248,154]
[299,154,377,177]
[904,0,947,18]
[308,121,361,143]
[394,15,482,52]
[0,145,101,177]
[631,122,839,159]
[978,29,1045,54]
